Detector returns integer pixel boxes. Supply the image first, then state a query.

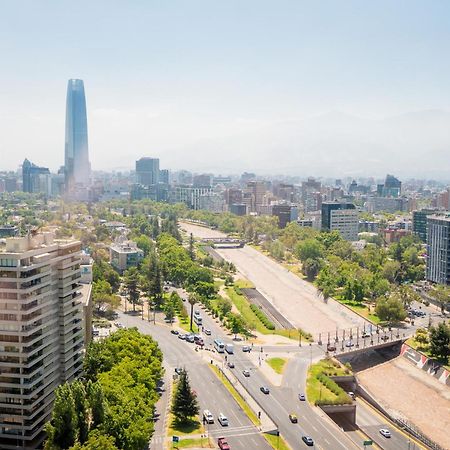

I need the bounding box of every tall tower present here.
[64,79,91,195]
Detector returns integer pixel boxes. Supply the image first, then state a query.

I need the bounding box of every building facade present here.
[109,240,144,274]
[136,157,160,186]
[413,209,438,242]
[322,201,358,241]
[426,215,450,285]
[64,79,91,198]
[22,159,50,195]
[0,233,85,449]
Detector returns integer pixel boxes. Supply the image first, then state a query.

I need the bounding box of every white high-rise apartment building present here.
[0,232,84,449]
[426,215,450,285]
[329,209,359,241]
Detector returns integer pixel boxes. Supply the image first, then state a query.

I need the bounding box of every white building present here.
[329,209,359,241]
[0,232,85,449]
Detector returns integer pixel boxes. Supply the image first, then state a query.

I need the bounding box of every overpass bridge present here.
[200,237,246,248]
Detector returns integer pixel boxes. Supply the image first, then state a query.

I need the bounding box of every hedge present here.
[250,304,275,330]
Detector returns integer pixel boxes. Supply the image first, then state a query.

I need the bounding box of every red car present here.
[218,437,230,450]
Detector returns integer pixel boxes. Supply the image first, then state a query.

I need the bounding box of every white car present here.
[203,409,214,424]
[218,413,229,426]
[204,328,211,335]
[242,369,250,377]
[379,428,391,438]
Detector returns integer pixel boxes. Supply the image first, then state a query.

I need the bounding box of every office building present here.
[22,159,51,194]
[136,157,160,186]
[64,79,91,197]
[246,181,266,213]
[0,233,85,449]
[170,186,213,210]
[365,196,409,213]
[230,204,247,216]
[272,204,296,229]
[322,201,358,241]
[426,215,450,285]
[110,239,144,274]
[193,174,212,187]
[413,209,438,242]
[377,174,401,198]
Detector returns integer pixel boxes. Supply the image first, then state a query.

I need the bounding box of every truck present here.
[218,437,230,450]
[225,343,234,354]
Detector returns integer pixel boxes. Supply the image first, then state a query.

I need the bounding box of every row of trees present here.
[45,328,163,450]
[414,322,450,363]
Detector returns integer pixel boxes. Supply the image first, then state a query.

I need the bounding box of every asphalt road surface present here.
[116,311,271,450]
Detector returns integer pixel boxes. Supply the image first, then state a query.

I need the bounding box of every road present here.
[181,222,370,336]
[116,311,271,450]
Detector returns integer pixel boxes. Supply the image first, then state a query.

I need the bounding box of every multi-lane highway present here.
[116,310,271,450]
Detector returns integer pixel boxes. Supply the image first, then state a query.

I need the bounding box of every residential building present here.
[193,174,212,187]
[0,232,85,449]
[64,79,91,197]
[426,215,450,285]
[322,201,358,241]
[109,239,144,274]
[413,209,438,242]
[170,185,213,210]
[365,196,409,213]
[246,181,266,212]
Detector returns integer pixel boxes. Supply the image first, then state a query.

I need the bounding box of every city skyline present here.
[1,1,450,177]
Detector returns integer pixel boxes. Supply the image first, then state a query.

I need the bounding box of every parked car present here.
[348,391,355,399]
[242,369,250,377]
[345,341,354,347]
[186,334,195,343]
[361,332,371,338]
[242,345,251,352]
[379,428,391,438]
[174,367,183,375]
[381,335,389,341]
[218,413,229,426]
[178,334,186,340]
[298,393,306,401]
[218,437,230,450]
[204,328,211,335]
[302,436,314,446]
[289,413,298,423]
[171,329,179,335]
[327,344,336,352]
[260,386,270,394]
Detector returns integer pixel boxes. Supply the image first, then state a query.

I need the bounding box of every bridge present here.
[200,237,246,248]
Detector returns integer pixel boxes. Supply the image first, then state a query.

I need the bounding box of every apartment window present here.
[0,259,17,267]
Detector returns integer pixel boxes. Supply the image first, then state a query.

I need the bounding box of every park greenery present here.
[411,323,450,366]
[44,328,163,450]
[306,359,353,406]
[171,369,199,424]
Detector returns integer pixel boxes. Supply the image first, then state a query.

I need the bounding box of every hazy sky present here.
[1,1,450,178]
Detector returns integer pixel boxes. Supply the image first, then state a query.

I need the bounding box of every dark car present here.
[171,329,179,335]
[327,344,336,352]
[227,361,235,369]
[260,386,270,394]
[302,436,314,446]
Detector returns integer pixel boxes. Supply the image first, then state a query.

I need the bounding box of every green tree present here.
[303,258,322,281]
[414,328,429,349]
[188,233,195,261]
[44,384,78,450]
[295,239,323,262]
[188,294,198,332]
[123,267,141,312]
[69,430,118,450]
[217,297,232,316]
[71,381,89,444]
[431,285,450,314]
[429,322,450,363]
[171,370,199,423]
[375,294,407,324]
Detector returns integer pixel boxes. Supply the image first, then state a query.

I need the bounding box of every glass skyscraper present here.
[64,79,91,195]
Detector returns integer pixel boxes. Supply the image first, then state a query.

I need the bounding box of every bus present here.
[193,311,203,326]
[214,339,225,353]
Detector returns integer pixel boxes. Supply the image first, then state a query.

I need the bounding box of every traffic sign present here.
[363,440,373,446]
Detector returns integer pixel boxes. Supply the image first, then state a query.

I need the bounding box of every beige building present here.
[0,232,85,449]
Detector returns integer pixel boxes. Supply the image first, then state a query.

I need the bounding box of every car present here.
[227,361,235,368]
[218,413,229,426]
[302,435,314,446]
[242,369,250,377]
[327,344,336,352]
[218,437,230,450]
[242,345,251,352]
[289,413,298,423]
[203,409,214,424]
[204,328,211,335]
[178,334,186,340]
[348,391,355,399]
[361,332,371,338]
[186,334,195,343]
[174,367,183,375]
[381,335,389,341]
[260,386,270,394]
[115,322,124,329]
[171,329,179,335]
[379,428,391,438]
[298,393,306,401]
[345,341,354,347]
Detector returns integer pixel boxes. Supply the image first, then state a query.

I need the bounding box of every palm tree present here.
[188,293,198,332]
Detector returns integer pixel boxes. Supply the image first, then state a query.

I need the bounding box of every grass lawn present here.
[336,298,382,325]
[178,317,199,334]
[266,357,287,374]
[235,278,255,289]
[225,286,312,341]
[170,437,213,448]
[168,414,212,449]
[264,433,292,450]
[209,365,260,426]
[306,359,352,405]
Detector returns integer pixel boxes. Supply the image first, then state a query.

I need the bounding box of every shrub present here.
[250,304,275,330]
